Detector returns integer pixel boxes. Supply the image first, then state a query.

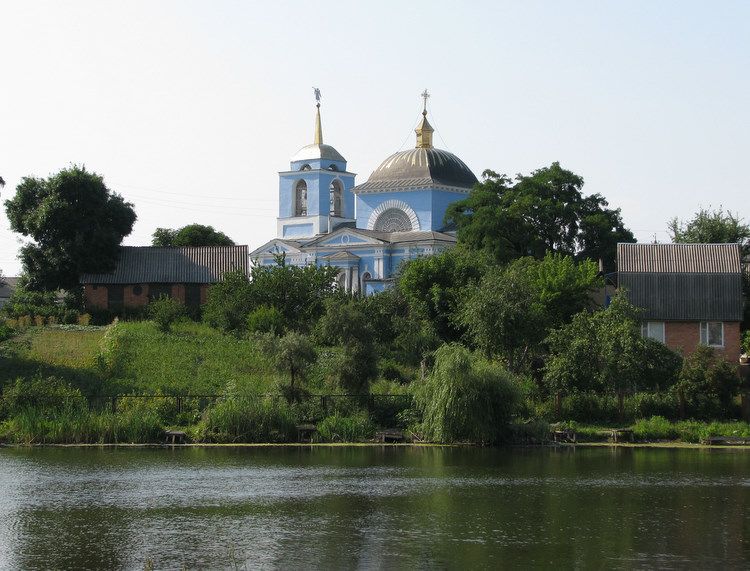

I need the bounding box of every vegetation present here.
[152,223,235,247]
[4,165,136,292]
[445,162,633,269]
[413,344,519,444]
[1,163,746,447]
[668,207,750,256]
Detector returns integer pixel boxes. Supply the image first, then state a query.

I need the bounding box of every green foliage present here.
[317,297,378,394]
[459,254,601,370]
[202,269,254,333]
[147,295,187,332]
[625,392,679,420]
[414,344,519,444]
[544,294,681,401]
[632,416,678,440]
[445,162,634,269]
[397,247,485,342]
[272,331,317,396]
[742,331,750,354]
[669,207,750,257]
[247,305,285,336]
[198,396,296,443]
[672,346,740,419]
[4,165,136,291]
[152,223,235,247]
[316,413,375,442]
[0,321,14,342]
[1,282,62,319]
[1,375,86,418]
[204,257,338,334]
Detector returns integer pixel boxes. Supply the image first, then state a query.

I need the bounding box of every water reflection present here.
[0,446,749,569]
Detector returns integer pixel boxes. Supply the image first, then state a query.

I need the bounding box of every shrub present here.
[632,416,678,440]
[672,346,741,419]
[247,305,285,336]
[316,413,375,442]
[742,331,750,355]
[199,396,296,443]
[148,295,187,333]
[414,344,519,444]
[559,393,619,424]
[626,392,678,421]
[0,321,14,342]
[0,375,87,418]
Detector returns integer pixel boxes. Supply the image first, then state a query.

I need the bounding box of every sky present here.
[1,0,748,276]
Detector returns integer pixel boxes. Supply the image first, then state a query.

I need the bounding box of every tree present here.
[397,246,486,342]
[152,224,235,247]
[202,255,338,334]
[544,294,682,418]
[317,297,378,394]
[4,165,136,291]
[671,346,740,419]
[669,207,750,256]
[413,344,519,444]
[458,254,601,371]
[445,162,634,269]
[273,331,317,399]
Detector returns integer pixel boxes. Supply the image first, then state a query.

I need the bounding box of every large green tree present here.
[4,165,136,291]
[458,254,601,371]
[445,162,634,269]
[152,224,235,247]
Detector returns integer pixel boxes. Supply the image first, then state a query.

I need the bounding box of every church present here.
[250,92,478,295]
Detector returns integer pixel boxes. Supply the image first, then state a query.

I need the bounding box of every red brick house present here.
[80,246,248,313]
[617,243,744,362]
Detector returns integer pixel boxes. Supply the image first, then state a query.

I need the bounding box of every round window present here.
[133,285,143,296]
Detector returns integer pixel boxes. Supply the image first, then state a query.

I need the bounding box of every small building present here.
[617,243,744,361]
[80,246,248,313]
[0,276,20,308]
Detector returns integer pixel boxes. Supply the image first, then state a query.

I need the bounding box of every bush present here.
[0,375,87,419]
[0,321,14,342]
[626,392,678,421]
[742,331,750,355]
[316,412,375,442]
[414,344,519,444]
[632,416,678,440]
[559,393,619,424]
[148,295,187,333]
[247,305,285,336]
[672,346,741,419]
[199,396,296,443]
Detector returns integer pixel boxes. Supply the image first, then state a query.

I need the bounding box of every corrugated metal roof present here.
[619,273,744,321]
[617,243,742,273]
[80,246,248,284]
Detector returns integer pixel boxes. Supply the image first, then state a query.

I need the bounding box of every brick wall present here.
[124,284,149,307]
[84,284,108,309]
[172,284,186,303]
[664,320,741,362]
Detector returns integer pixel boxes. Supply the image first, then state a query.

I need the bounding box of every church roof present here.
[352,103,477,193]
[291,143,346,163]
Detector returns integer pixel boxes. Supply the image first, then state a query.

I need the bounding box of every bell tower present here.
[277,89,356,240]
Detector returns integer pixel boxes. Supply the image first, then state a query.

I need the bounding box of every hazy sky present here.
[1,1,748,276]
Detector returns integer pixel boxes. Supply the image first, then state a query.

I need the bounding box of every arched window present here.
[329,179,343,217]
[294,180,307,217]
[300,164,311,171]
[373,208,412,232]
[328,164,339,171]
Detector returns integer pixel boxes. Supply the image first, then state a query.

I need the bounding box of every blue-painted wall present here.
[355,188,468,231]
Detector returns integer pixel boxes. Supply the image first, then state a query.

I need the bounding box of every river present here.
[0,446,748,569]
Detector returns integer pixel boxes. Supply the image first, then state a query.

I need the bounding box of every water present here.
[0,446,749,570]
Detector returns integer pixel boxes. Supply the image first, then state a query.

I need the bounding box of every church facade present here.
[250,94,478,295]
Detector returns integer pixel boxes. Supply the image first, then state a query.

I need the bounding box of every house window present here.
[700,321,724,348]
[641,321,665,343]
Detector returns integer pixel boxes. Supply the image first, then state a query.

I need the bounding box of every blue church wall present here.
[431,190,470,230]
[278,170,355,220]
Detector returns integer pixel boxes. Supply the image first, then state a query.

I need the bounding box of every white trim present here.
[699,321,725,348]
[353,184,471,195]
[366,200,420,231]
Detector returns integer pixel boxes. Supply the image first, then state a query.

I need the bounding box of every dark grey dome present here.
[353,147,478,193]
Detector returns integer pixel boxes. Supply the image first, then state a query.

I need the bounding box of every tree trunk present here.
[555,392,562,419]
[617,390,624,422]
[678,389,686,420]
